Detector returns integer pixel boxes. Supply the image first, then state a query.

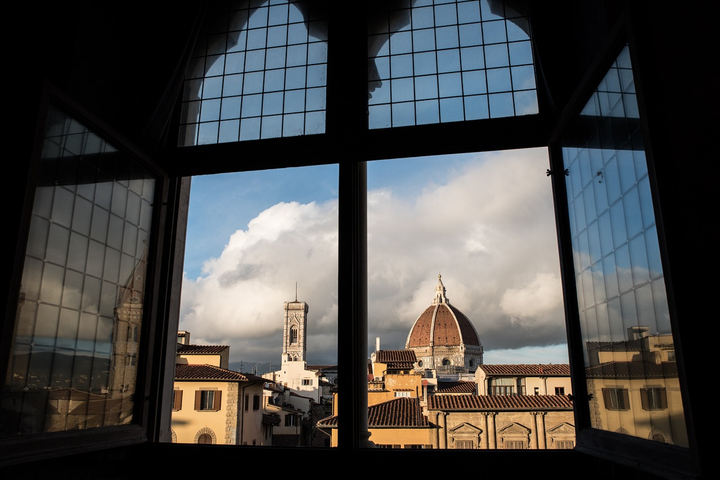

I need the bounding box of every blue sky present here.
[179,148,569,372]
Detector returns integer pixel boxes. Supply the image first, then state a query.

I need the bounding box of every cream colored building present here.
[585,327,687,446]
[427,394,575,449]
[475,363,573,396]
[171,332,267,445]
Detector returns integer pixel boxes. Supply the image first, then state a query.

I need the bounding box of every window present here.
[253,394,260,411]
[302,379,313,386]
[368,0,538,128]
[601,387,629,411]
[195,390,221,411]
[1,104,156,437]
[559,44,687,447]
[4,2,705,478]
[555,387,565,395]
[179,0,328,144]
[490,378,514,396]
[555,440,574,449]
[640,387,667,411]
[454,440,474,449]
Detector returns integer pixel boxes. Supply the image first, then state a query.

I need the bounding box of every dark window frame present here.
[1,4,705,480]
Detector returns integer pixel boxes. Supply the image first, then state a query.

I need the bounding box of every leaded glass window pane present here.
[179,0,328,145]
[1,105,156,436]
[560,46,688,447]
[368,0,538,129]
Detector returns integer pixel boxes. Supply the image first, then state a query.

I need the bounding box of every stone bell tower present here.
[282,284,308,366]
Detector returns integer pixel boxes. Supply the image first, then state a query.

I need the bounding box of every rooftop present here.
[174,364,264,382]
[478,364,570,376]
[428,394,573,411]
[176,344,229,355]
[318,397,429,428]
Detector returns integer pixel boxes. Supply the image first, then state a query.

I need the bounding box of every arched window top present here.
[290,324,299,344]
[368,0,538,129]
[179,0,328,145]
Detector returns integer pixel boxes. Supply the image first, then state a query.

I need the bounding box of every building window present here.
[290,325,299,344]
[394,391,411,397]
[490,378,514,395]
[504,440,526,449]
[602,387,629,411]
[454,440,474,449]
[195,390,222,411]
[555,440,574,449]
[302,378,313,386]
[555,387,565,395]
[285,414,297,426]
[253,394,260,411]
[640,387,667,411]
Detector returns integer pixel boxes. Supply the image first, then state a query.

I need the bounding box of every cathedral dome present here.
[406,275,481,348]
[405,275,483,372]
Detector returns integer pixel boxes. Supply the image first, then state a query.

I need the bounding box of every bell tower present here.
[282,284,308,366]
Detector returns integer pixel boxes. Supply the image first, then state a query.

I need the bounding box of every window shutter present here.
[602,388,611,409]
[640,388,649,410]
[194,390,202,410]
[213,391,222,411]
[173,390,183,411]
[621,389,630,410]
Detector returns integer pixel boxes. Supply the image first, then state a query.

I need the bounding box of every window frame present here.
[1,83,177,465]
[545,10,697,478]
[1,3,704,479]
[195,389,222,412]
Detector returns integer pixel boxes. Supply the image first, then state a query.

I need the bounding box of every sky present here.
[178,147,569,373]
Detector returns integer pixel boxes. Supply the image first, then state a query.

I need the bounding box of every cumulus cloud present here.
[179,200,339,368]
[179,147,569,371]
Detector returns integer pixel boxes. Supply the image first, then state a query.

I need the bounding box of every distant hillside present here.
[7,351,111,392]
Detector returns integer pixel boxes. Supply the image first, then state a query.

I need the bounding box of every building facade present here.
[171,333,267,445]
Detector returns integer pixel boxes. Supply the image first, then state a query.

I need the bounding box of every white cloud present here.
[179,147,568,370]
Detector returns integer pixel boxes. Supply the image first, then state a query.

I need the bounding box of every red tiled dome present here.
[405,275,481,348]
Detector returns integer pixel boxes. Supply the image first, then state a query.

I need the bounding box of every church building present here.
[406,275,484,375]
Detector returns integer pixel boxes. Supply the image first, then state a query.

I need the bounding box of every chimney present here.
[376,336,380,353]
[178,331,190,345]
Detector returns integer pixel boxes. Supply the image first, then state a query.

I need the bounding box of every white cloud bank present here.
[179,147,569,371]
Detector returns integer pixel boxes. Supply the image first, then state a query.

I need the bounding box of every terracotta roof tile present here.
[478,364,570,376]
[177,344,229,354]
[317,397,429,428]
[436,381,476,394]
[174,363,264,382]
[376,350,417,369]
[427,394,573,411]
